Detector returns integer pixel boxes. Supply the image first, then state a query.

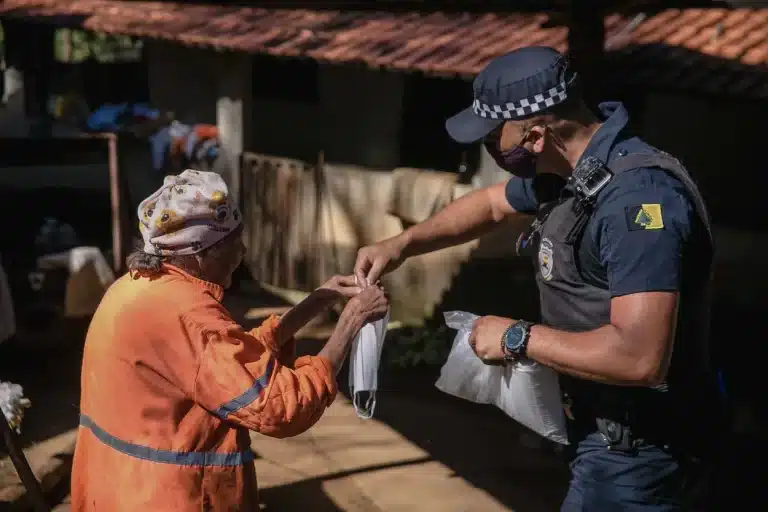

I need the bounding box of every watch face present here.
[504,324,524,352]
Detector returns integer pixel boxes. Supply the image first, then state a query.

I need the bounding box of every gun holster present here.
[596,417,638,452]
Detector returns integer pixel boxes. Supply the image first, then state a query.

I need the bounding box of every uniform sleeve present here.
[594,170,695,297]
[504,177,537,214]
[185,309,338,439]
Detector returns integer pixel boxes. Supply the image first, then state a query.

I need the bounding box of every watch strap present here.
[516,320,533,358]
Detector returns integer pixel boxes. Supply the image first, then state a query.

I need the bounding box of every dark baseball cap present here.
[445,46,579,144]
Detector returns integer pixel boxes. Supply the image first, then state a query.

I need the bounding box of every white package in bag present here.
[436,311,569,444]
[348,308,391,419]
[434,312,497,405]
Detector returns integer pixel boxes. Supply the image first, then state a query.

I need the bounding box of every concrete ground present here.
[253,394,568,512]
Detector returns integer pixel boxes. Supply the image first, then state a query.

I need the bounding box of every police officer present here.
[353,46,727,510]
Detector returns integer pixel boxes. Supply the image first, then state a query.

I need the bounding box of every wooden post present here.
[22,22,55,137]
[566,0,606,105]
[313,151,325,285]
[0,415,50,512]
[215,52,251,208]
[106,134,127,274]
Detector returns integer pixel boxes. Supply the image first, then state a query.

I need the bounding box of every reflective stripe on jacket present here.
[71,265,338,511]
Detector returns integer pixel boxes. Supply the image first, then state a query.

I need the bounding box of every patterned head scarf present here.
[138,169,242,256]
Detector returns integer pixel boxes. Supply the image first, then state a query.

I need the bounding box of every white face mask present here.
[348,308,391,419]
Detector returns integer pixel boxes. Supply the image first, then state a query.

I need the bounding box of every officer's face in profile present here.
[498,121,572,178]
[498,121,538,153]
[492,121,546,176]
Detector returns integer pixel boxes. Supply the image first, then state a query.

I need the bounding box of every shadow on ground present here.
[345,383,571,511]
[259,458,433,512]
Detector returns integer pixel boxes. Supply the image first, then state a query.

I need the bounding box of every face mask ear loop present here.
[352,391,377,420]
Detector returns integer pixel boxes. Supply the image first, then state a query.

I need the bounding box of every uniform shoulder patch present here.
[625,203,664,231]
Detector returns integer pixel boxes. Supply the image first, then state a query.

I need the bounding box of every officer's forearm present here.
[401,182,514,258]
[526,324,666,387]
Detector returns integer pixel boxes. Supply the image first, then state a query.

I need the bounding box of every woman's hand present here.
[319,284,390,376]
[344,284,389,325]
[319,275,363,299]
[275,275,363,349]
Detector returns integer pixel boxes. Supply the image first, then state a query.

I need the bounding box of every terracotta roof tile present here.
[2,1,768,96]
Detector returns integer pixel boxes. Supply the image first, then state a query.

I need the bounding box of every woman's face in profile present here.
[204,230,246,289]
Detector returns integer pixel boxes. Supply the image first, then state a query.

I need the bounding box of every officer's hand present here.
[468,315,515,364]
[353,236,408,287]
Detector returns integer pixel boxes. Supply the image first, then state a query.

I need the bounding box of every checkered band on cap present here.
[472,81,568,120]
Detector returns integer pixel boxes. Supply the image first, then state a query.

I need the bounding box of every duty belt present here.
[564,389,673,453]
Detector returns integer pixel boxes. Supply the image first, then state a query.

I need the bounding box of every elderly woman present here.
[71,170,388,511]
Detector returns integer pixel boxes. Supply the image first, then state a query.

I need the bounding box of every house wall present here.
[145,42,218,125]
[146,42,406,169]
[250,63,405,169]
[145,42,250,200]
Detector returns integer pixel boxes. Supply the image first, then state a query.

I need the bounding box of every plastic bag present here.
[348,308,391,419]
[436,311,569,444]
[435,312,497,404]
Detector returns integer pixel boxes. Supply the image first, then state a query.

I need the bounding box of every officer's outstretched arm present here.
[398,179,524,257]
[354,179,530,284]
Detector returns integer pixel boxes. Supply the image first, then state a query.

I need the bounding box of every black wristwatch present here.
[502,320,534,363]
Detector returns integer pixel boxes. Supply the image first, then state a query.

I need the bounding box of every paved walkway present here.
[255,397,512,512]
[253,392,568,512]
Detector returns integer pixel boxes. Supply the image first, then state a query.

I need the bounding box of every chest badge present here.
[538,237,554,281]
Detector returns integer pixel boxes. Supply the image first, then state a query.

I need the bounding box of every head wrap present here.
[137,169,242,256]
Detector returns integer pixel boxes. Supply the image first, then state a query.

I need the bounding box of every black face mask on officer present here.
[483,126,538,179]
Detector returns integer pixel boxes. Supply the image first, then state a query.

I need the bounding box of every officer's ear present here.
[528,125,548,154]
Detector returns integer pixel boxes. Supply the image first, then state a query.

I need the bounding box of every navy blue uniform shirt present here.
[505,102,697,298]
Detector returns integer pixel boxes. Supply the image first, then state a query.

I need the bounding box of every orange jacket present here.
[71,265,337,511]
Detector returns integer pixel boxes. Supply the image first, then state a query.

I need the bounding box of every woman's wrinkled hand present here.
[345,284,389,325]
[319,274,362,299]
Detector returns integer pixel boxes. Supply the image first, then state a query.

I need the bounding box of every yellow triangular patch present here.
[634,204,664,230]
